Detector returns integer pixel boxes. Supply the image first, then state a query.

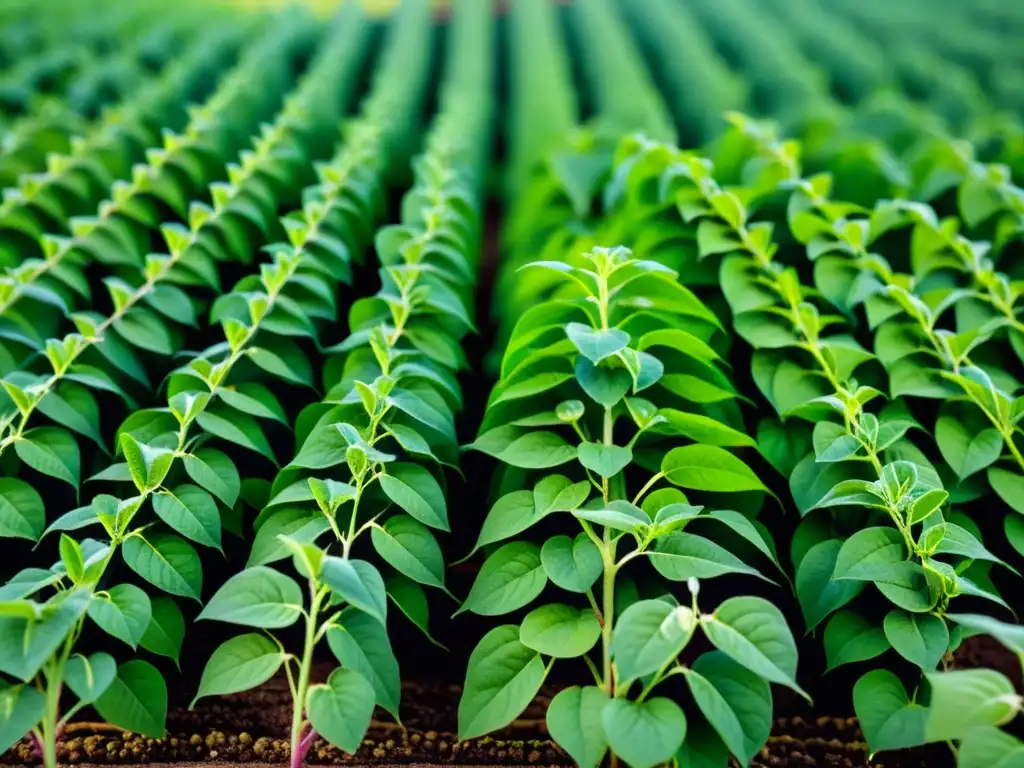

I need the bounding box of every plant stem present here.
[600,405,616,695]
[41,673,60,768]
[290,584,325,768]
[601,553,615,695]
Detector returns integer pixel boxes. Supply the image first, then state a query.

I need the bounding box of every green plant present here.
[194,1,483,766]
[460,244,799,767]
[605,123,1018,760]
[0,17,313,530]
[0,11,370,767]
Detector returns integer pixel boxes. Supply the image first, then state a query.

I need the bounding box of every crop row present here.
[0,1,1023,768]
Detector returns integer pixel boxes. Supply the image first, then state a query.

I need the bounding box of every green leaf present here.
[385,573,443,648]
[64,652,117,704]
[573,502,650,533]
[183,449,239,507]
[120,433,172,493]
[812,421,860,462]
[575,357,631,407]
[520,603,601,658]
[824,610,889,672]
[853,670,928,754]
[602,697,686,768]
[883,610,949,671]
[370,515,446,590]
[565,323,630,363]
[577,442,632,478]
[459,541,547,616]
[469,483,567,557]
[198,567,303,628]
[655,409,756,448]
[833,527,905,580]
[925,669,1019,742]
[546,686,610,768]
[87,584,151,648]
[379,463,449,531]
[795,540,862,632]
[0,685,44,754]
[307,668,376,754]
[540,534,602,593]
[327,608,401,721]
[936,415,1002,480]
[611,599,695,684]
[320,557,388,625]
[458,625,546,740]
[15,427,80,488]
[649,532,765,582]
[247,508,330,567]
[122,533,202,601]
[958,726,1024,768]
[217,382,286,423]
[701,596,805,697]
[988,466,1024,514]
[192,634,284,706]
[153,485,221,550]
[0,588,91,680]
[661,445,768,493]
[114,308,174,355]
[0,478,44,540]
[686,652,772,766]
[947,613,1024,655]
[196,409,276,463]
[140,597,185,664]
[94,660,167,738]
[489,430,578,469]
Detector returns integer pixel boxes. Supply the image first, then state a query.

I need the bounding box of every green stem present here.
[41,666,61,768]
[290,584,325,767]
[601,553,615,695]
[600,405,616,695]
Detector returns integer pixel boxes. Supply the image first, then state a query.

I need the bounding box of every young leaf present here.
[852,670,928,754]
[458,541,547,616]
[87,584,152,648]
[64,653,117,705]
[661,445,768,493]
[458,625,546,741]
[0,479,45,541]
[546,686,610,768]
[685,651,772,766]
[94,660,167,738]
[701,597,805,697]
[320,557,388,626]
[519,603,601,658]
[540,534,602,593]
[924,669,1020,742]
[198,567,303,628]
[122,533,202,601]
[140,597,185,664]
[0,685,44,755]
[602,697,687,768]
[192,634,285,706]
[883,610,949,671]
[306,668,376,754]
[611,599,695,684]
[823,611,889,672]
[327,608,402,721]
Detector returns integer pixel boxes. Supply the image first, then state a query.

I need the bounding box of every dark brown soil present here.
[2,636,1004,767]
[0,676,951,768]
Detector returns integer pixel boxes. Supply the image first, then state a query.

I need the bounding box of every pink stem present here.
[291,724,317,768]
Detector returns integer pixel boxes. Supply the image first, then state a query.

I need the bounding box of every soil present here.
[4,629,1006,768]
[1,665,957,768]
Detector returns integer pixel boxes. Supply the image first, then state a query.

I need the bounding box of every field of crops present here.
[1,0,1023,767]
